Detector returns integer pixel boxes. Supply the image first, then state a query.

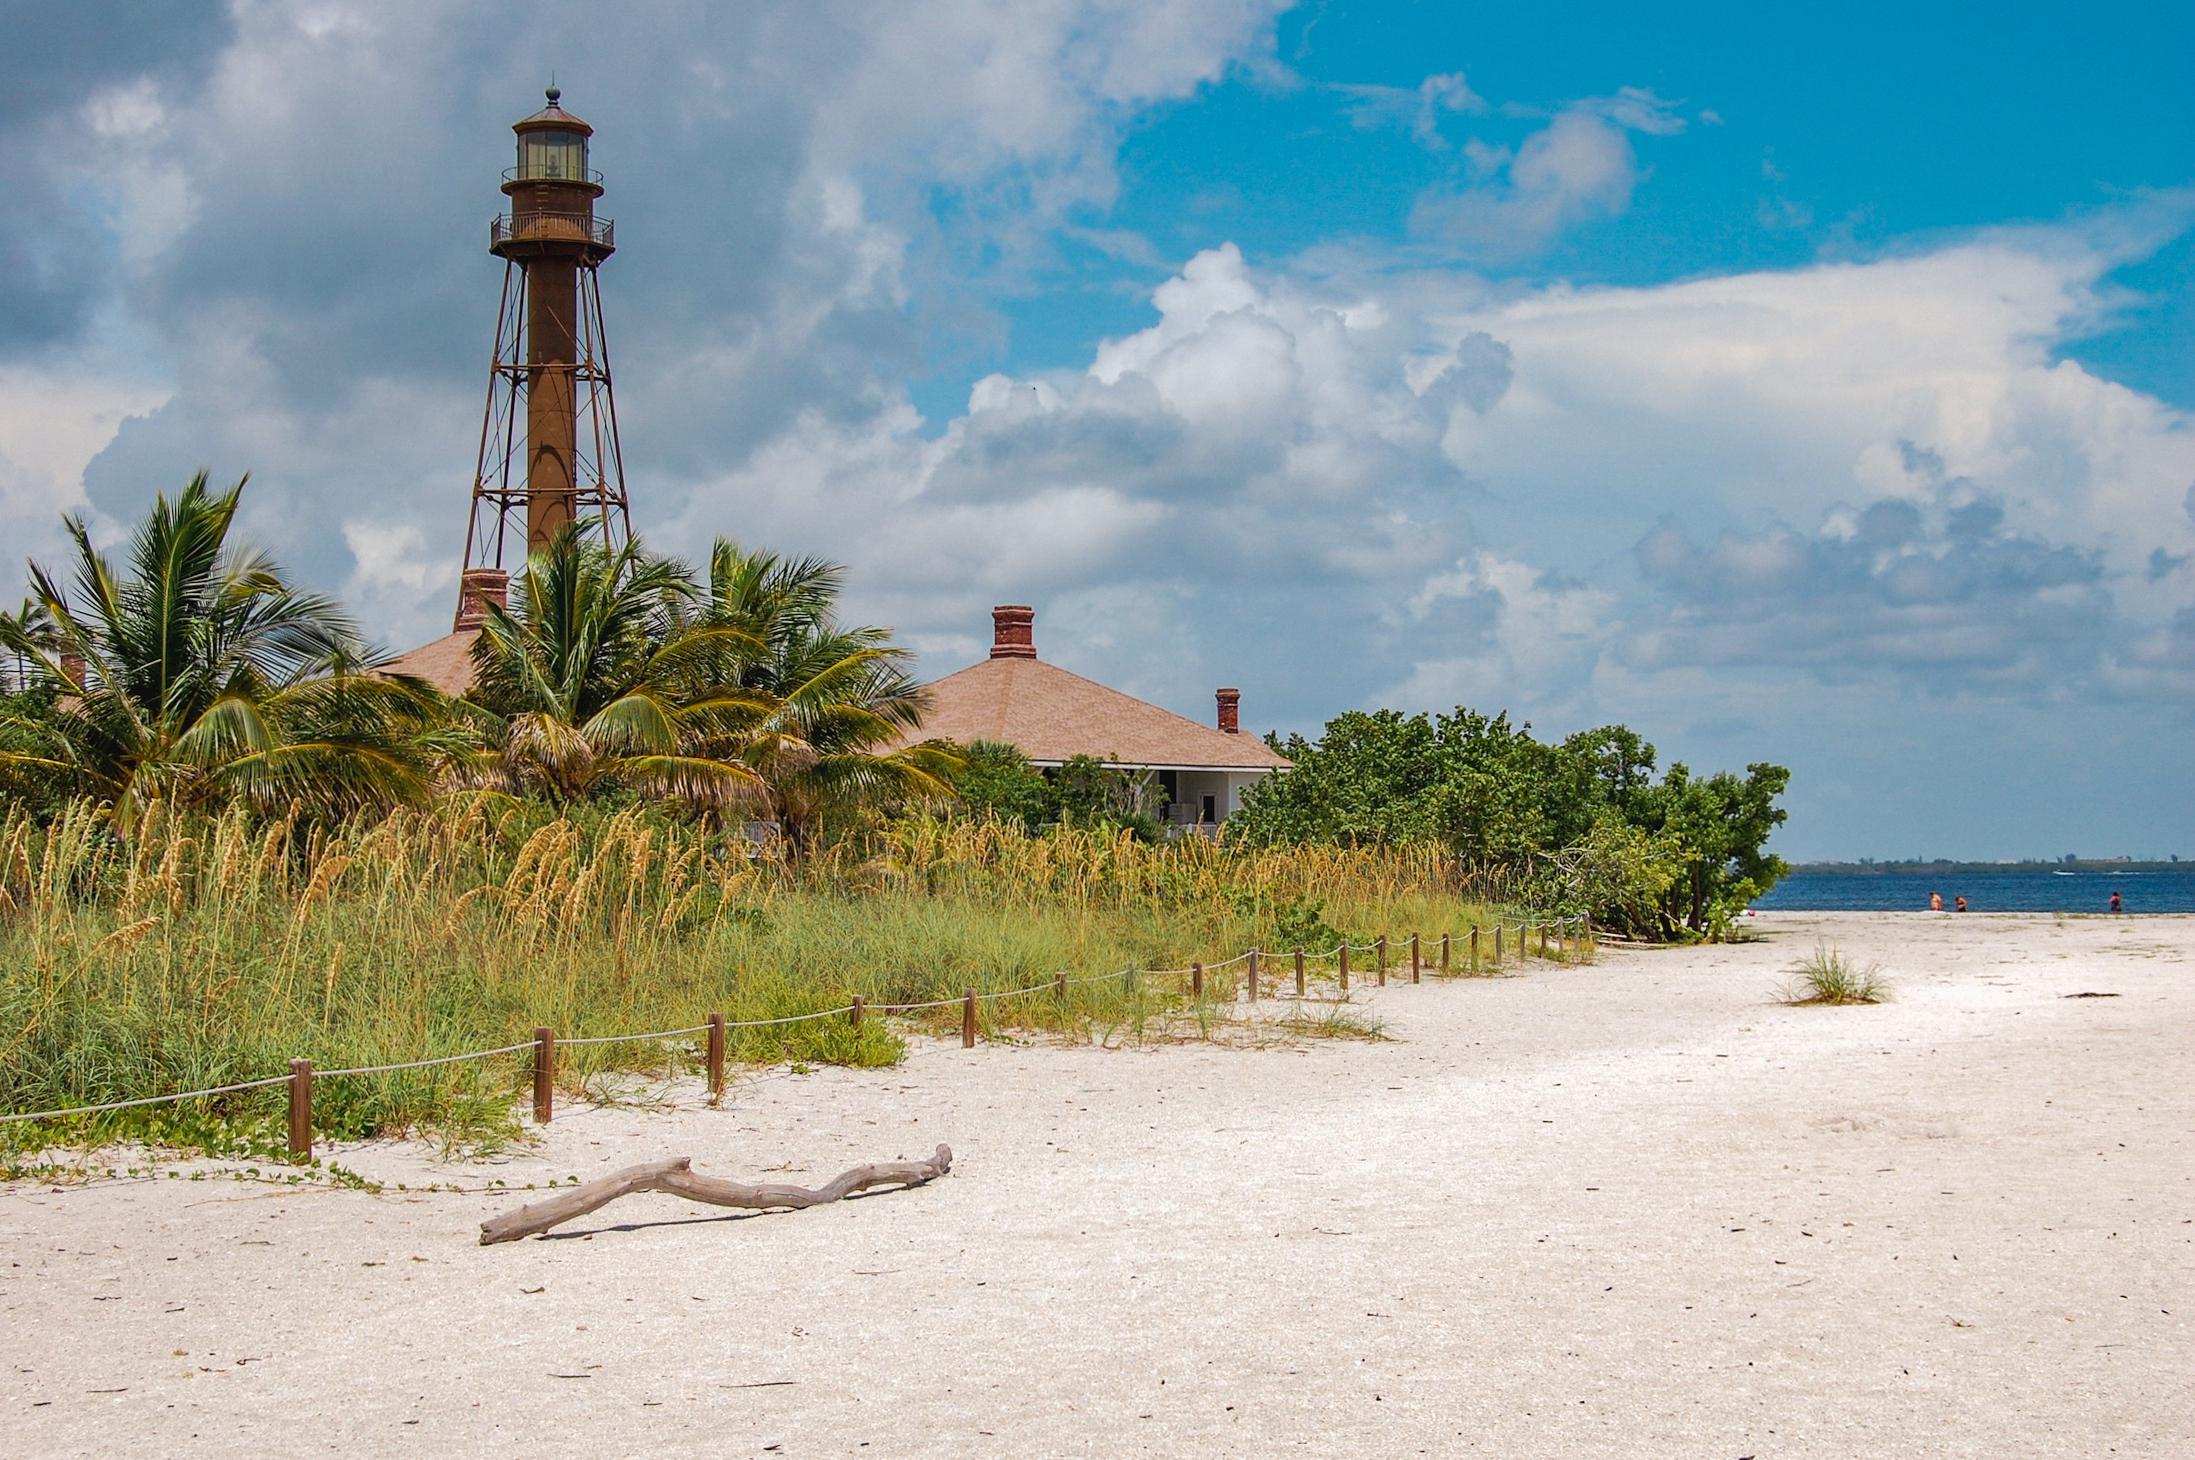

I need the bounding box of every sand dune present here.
[5,911,2188,1457]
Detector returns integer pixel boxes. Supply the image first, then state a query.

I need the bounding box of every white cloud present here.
[1435,236,2195,617]
[1389,551,1618,716]
[1,3,2189,854]
[1411,90,1684,254]
[0,363,170,567]
[84,77,166,139]
[1335,71,1487,149]
[660,217,2195,736]
[0,0,1288,650]
[341,518,450,625]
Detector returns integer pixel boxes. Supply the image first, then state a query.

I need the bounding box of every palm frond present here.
[612,753,770,813]
[5,473,398,832]
[581,690,685,756]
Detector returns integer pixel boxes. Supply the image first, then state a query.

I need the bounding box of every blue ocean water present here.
[1754,866,2195,913]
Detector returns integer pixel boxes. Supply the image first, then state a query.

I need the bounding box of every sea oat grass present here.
[0,799,1536,1148]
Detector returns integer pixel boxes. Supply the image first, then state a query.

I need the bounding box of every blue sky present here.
[0,1,2189,860]
[935,1,2195,416]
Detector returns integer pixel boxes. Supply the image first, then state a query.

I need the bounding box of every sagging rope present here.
[0,916,1591,1130]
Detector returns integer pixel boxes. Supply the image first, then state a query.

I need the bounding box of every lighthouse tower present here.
[453,88,632,629]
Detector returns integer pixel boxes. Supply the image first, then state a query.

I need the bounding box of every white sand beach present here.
[4,911,2189,1457]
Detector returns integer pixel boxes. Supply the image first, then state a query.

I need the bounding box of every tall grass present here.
[1779,944,1890,1006]
[0,798,1537,1147]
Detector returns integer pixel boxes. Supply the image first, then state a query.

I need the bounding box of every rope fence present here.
[2,914,1592,1154]
[0,1074,293,1126]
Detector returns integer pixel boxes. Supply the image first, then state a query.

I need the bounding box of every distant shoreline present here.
[1758,861,2194,912]
[1788,859,2183,876]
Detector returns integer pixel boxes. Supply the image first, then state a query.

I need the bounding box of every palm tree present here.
[689,542,957,851]
[0,472,436,832]
[458,528,774,812]
[449,532,952,844]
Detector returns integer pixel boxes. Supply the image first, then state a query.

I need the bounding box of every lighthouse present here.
[383,90,636,690]
[453,87,632,630]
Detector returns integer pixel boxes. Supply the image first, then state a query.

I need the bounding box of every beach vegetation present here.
[945,740,1166,842]
[1780,944,1890,1005]
[452,528,771,811]
[685,542,958,853]
[0,798,1501,1150]
[443,531,958,847]
[1230,710,1788,939]
[0,473,440,834]
[0,478,1577,1154]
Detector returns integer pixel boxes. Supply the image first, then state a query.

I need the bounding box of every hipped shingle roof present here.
[905,655,1289,771]
[379,629,478,696]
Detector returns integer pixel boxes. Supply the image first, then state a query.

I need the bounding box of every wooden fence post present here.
[1540,923,1549,958]
[1440,932,1451,973]
[1248,950,1259,1002]
[1470,925,1479,968]
[1491,926,1501,968]
[533,1026,555,1124]
[961,990,977,1048]
[287,1058,312,1158]
[1191,961,1204,998]
[1376,935,1387,986]
[1411,933,1421,984]
[1294,947,1305,997]
[1055,972,1067,1003]
[1339,944,1350,994]
[851,996,864,1030]
[706,1013,725,1098]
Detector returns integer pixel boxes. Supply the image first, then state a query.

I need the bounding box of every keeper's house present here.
[910,605,1290,831]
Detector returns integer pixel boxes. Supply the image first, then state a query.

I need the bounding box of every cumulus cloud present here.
[649,215,2195,738]
[1,4,2190,852]
[669,240,1492,699]
[1411,89,1684,255]
[659,213,2195,778]
[1432,232,2195,603]
[1624,495,2113,689]
[0,364,171,570]
[1389,551,1617,717]
[0,0,1288,648]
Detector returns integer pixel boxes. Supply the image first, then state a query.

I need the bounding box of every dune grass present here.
[1780,944,1890,1006]
[0,799,1553,1151]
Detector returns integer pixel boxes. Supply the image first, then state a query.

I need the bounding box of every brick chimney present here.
[990,604,1036,659]
[455,568,510,631]
[1216,686,1241,734]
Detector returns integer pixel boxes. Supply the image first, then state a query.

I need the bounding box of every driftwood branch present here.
[479,1144,953,1245]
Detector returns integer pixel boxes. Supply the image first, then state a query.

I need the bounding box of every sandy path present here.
[3,912,2188,1458]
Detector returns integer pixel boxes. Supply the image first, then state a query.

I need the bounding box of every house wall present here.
[1161,767,1275,828]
